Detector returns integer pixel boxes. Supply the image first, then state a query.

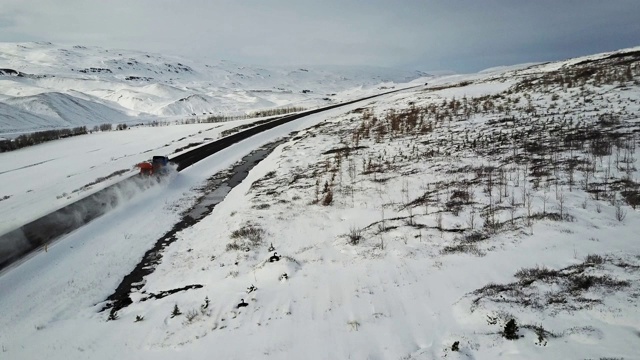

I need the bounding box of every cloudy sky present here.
[1,0,639,72]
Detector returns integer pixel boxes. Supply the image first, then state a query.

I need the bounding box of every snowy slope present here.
[3,92,131,129]
[0,42,430,135]
[0,102,54,133]
[1,47,640,360]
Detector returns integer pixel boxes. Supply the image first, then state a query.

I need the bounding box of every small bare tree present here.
[485,168,494,197]
[436,212,443,233]
[467,208,477,230]
[509,192,517,225]
[526,192,533,227]
[582,162,592,191]
[542,191,550,215]
[486,195,497,233]
[558,193,566,220]
[568,163,575,192]
[378,185,386,232]
[615,203,627,222]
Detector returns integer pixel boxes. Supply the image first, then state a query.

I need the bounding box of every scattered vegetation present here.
[470,255,635,313]
[257,49,640,260]
[185,309,199,322]
[1,126,89,152]
[226,224,265,251]
[248,106,305,118]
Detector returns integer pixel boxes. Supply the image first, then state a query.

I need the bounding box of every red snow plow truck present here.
[136,156,171,176]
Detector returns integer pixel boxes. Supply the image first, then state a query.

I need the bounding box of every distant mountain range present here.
[0,42,430,136]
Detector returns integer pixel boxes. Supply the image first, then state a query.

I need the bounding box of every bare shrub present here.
[472,256,631,312]
[231,224,264,242]
[567,274,627,294]
[322,188,334,206]
[461,231,488,244]
[347,226,363,245]
[530,212,563,221]
[185,309,199,323]
[521,324,559,345]
[447,187,472,215]
[467,208,477,230]
[514,266,558,282]
[442,243,484,256]
[227,224,265,251]
[585,254,605,264]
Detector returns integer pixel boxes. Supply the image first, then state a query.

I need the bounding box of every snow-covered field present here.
[1,47,640,360]
[0,118,262,235]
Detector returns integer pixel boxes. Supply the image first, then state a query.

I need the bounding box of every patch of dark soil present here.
[140,284,203,301]
[322,145,368,155]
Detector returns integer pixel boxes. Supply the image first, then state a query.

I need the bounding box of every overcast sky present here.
[1,0,639,72]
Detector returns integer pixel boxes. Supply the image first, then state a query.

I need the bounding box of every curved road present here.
[0,85,419,271]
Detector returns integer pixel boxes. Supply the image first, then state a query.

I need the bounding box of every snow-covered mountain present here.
[0,42,429,135]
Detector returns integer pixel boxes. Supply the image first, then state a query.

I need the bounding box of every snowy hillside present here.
[1,47,640,359]
[0,42,429,135]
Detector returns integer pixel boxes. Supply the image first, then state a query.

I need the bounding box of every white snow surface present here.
[1,47,640,359]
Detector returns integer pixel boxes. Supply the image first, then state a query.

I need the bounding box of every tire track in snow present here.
[0,158,57,175]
